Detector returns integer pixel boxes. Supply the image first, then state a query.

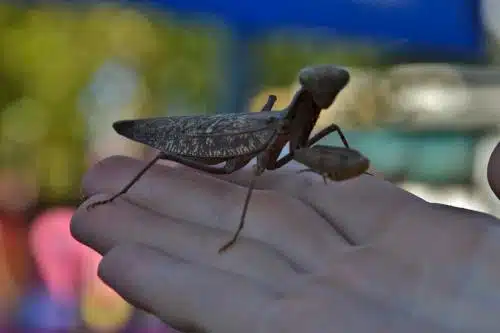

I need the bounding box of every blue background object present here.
[124,0,483,55]
[119,0,484,113]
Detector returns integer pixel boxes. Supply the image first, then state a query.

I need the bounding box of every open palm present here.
[71,142,500,333]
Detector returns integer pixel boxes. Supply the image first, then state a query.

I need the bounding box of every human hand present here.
[71,142,500,333]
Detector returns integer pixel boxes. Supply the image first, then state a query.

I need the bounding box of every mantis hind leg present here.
[219,164,264,253]
[87,152,164,210]
[87,153,252,211]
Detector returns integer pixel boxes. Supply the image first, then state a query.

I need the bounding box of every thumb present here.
[487,141,500,200]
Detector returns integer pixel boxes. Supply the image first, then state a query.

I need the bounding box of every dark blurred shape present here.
[488,141,500,200]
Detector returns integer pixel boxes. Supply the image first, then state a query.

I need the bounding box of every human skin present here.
[72,142,500,333]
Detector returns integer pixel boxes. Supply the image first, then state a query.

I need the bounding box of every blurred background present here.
[0,0,499,331]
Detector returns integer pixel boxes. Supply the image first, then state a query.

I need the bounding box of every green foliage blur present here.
[0,3,379,205]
